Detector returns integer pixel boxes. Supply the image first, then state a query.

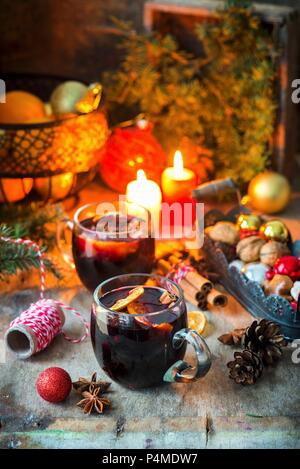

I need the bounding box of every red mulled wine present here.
[72,213,155,291]
[91,284,187,389]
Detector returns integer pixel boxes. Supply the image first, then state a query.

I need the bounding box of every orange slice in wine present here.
[111,287,144,311]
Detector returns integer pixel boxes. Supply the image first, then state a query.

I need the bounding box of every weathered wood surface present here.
[0,184,300,449]
[0,286,299,449]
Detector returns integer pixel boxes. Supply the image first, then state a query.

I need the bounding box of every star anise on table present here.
[73,372,111,394]
[77,386,111,415]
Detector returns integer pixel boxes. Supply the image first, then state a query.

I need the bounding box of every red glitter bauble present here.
[267,255,300,281]
[36,367,72,403]
[98,123,166,193]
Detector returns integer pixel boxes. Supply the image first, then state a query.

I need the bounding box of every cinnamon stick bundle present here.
[183,288,207,310]
[207,288,228,307]
[185,271,212,294]
[156,252,217,310]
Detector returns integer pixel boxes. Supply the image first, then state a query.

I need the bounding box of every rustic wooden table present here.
[0,183,299,449]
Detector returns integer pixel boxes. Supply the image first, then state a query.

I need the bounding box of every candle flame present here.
[137,169,147,182]
[173,150,184,179]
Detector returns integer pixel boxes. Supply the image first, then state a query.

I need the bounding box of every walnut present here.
[260,241,290,267]
[206,221,239,246]
[236,236,266,263]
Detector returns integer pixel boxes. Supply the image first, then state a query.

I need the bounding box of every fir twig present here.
[0,204,63,281]
[0,235,62,280]
[104,4,275,185]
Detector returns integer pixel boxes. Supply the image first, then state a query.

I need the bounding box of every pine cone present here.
[243,319,287,366]
[227,350,263,385]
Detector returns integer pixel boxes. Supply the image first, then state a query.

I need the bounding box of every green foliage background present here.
[104,3,276,185]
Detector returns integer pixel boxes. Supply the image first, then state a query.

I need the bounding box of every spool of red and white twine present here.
[2,236,89,359]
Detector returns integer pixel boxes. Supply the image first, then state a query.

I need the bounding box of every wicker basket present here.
[0,74,109,202]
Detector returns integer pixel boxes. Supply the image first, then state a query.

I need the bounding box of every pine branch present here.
[104,5,275,185]
[0,237,62,280]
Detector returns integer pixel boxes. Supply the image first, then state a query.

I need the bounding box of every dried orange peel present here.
[187,311,207,335]
[127,301,147,315]
[111,287,144,311]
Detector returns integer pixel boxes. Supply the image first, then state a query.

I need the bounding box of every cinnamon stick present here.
[182,288,198,306]
[181,280,207,309]
[197,298,208,310]
[207,288,228,307]
[185,271,212,294]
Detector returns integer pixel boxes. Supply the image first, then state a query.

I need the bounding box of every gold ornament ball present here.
[50,81,88,115]
[237,214,262,231]
[248,172,291,214]
[259,220,290,243]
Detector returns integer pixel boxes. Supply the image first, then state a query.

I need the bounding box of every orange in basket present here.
[0,91,46,124]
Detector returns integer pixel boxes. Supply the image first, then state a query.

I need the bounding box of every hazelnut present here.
[206,221,239,246]
[264,274,293,299]
[236,236,266,263]
[260,241,290,267]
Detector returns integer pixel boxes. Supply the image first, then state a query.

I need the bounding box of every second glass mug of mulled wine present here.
[57,201,155,291]
[91,273,212,389]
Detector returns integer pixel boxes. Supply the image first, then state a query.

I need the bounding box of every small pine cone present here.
[243,319,287,366]
[227,350,263,385]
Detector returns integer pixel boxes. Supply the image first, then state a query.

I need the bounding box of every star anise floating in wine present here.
[77,386,111,415]
[73,372,111,415]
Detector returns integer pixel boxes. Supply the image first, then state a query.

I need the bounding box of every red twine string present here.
[1,236,89,352]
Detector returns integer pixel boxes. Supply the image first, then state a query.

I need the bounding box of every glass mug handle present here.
[57,218,75,269]
[163,329,212,383]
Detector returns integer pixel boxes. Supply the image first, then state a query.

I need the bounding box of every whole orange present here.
[0,178,33,202]
[0,91,46,124]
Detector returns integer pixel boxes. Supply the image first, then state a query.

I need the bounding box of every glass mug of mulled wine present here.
[91,273,212,389]
[58,201,155,291]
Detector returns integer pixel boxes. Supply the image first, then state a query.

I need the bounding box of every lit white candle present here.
[126,170,162,235]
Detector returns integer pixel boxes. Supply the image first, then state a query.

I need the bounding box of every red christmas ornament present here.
[266,256,300,281]
[98,122,166,193]
[36,367,72,403]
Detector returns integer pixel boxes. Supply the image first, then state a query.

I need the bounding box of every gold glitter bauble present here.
[248,172,291,214]
[237,214,262,231]
[259,220,290,243]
